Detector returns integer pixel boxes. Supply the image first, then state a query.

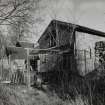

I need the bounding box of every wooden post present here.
[9,55,11,81]
[84,50,87,74]
[90,48,92,59]
[37,59,40,72]
[1,57,4,79]
[26,49,31,88]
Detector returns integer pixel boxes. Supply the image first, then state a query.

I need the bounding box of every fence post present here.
[1,57,4,79]
[9,55,11,81]
[90,48,92,59]
[26,49,31,88]
[84,50,87,74]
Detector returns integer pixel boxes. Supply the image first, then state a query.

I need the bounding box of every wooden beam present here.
[26,49,31,88]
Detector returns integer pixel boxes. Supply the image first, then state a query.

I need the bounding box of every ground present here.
[0,84,67,105]
[0,83,90,105]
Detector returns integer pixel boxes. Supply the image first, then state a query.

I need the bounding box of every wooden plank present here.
[84,50,87,74]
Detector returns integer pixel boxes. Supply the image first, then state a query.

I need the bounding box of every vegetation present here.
[47,71,105,105]
[0,72,100,105]
[0,84,89,105]
[0,85,24,105]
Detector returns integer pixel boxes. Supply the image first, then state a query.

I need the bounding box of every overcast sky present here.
[26,0,105,42]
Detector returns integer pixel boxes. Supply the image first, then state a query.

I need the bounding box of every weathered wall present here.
[75,31,105,75]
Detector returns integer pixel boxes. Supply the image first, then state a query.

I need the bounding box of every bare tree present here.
[8,13,34,44]
[0,0,42,42]
[0,0,36,25]
[0,0,42,59]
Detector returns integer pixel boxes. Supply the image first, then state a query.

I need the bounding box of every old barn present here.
[2,20,105,86]
[37,20,105,82]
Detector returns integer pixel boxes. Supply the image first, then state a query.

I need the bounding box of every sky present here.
[1,0,105,43]
[30,0,105,43]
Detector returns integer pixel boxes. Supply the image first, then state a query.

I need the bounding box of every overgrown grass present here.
[1,72,105,105]
[0,84,89,105]
[47,71,105,105]
[0,84,25,105]
[47,92,89,105]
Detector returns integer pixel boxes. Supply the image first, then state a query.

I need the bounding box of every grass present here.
[0,84,89,105]
[0,71,105,105]
[46,71,105,105]
[0,84,25,105]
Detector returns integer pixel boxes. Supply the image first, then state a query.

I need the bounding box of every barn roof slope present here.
[38,20,105,43]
